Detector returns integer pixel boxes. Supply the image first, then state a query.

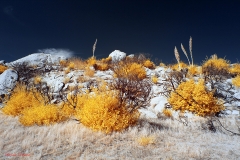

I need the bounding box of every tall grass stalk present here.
[181,43,191,65]
[189,36,193,66]
[92,39,97,58]
[174,46,181,70]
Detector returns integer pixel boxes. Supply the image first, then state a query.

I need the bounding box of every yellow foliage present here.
[2,83,43,116]
[151,75,158,84]
[114,62,146,80]
[68,62,75,70]
[143,59,155,69]
[202,56,230,72]
[162,109,172,118]
[19,104,66,126]
[87,56,97,66]
[59,103,76,118]
[75,90,140,133]
[0,65,8,74]
[230,63,240,75]
[232,75,240,88]
[187,65,201,76]
[168,79,224,117]
[171,62,188,71]
[137,136,155,146]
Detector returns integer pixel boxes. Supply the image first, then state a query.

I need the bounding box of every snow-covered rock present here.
[0,69,18,95]
[6,53,68,67]
[109,50,126,62]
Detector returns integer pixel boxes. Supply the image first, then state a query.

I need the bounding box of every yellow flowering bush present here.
[232,75,240,88]
[143,59,155,69]
[19,104,66,126]
[168,79,224,117]
[0,64,8,74]
[114,62,146,80]
[230,63,240,75]
[2,83,43,116]
[75,90,140,133]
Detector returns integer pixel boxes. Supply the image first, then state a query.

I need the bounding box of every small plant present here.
[112,62,146,80]
[87,57,97,66]
[230,63,240,75]
[68,62,75,70]
[187,65,201,76]
[171,62,188,71]
[143,59,155,69]
[0,64,8,74]
[151,75,158,84]
[162,108,172,118]
[137,135,155,146]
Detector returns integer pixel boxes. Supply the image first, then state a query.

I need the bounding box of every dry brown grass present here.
[0,111,240,159]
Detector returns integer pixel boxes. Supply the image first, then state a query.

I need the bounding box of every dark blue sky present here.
[0,0,240,64]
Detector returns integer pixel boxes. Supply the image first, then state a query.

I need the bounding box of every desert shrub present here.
[2,83,43,116]
[202,55,230,77]
[137,135,155,146]
[171,61,188,71]
[112,62,146,80]
[75,89,140,133]
[110,78,152,112]
[168,79,224,117]
[19,104,66,126]
[229,63,240,75]
[143,59,155,69]
[232,75,240,88]
[0,64,8,74]
[151,75,158,84]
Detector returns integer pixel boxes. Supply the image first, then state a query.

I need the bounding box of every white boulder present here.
[0,69,18,95]
[109,50,126,62]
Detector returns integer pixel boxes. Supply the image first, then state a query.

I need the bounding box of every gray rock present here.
[0,60,5,65]
[0,69,18,95]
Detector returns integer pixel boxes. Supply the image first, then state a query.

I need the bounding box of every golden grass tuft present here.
[84,67,95,77]
[137,135,156,146]
[151,75,158,84]
[162,109,173,118]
